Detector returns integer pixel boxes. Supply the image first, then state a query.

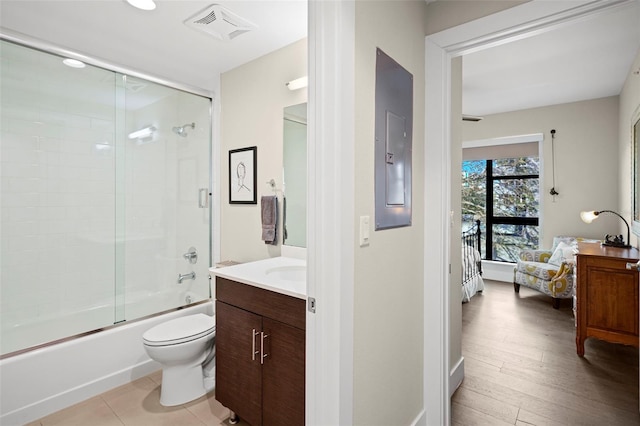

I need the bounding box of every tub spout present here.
[178,271,196,284]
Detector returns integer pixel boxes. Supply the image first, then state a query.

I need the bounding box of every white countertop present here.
[209,256,307,299]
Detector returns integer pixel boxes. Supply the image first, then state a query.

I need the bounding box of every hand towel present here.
[283,196,288,241]
[261,195,278,245]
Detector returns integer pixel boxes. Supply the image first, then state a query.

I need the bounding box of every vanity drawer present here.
[216,277,305,330]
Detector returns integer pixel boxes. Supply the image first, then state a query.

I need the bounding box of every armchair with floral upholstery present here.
[513,237,595,309]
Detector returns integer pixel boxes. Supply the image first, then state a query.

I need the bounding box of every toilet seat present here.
[143,313,215,347]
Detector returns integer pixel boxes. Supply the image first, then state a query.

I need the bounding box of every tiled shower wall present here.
[1,44,118,349]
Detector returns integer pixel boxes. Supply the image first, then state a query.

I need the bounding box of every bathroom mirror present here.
[632,110,640,237]
[283,102,308,248]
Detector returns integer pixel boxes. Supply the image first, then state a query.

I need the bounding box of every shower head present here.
[172,122,195,137]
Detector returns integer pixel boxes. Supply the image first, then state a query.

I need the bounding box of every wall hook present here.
[549,129,559,198]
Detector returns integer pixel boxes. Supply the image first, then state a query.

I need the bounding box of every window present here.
[462,156,539,262]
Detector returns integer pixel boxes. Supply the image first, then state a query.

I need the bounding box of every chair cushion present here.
[518,249,552,263]
[548,241,576,266]
[516,260,560,281]
[552,236,576,252]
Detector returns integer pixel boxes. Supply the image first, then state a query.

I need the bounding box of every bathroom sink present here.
[265,265,306,282]
[210,256,307,299]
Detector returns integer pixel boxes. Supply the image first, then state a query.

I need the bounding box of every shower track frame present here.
[0,29,217,357]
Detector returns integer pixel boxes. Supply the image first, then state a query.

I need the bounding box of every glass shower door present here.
[0,40,118,353]
[121,75,212,320]
[0,39,212,356]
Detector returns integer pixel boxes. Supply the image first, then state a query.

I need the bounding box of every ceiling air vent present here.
[184,4,257,41]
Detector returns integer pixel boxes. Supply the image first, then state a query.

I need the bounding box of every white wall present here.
[462,96,620,249]
[353,1,425,424]
[220,39,307,263]
[619,48,640,247]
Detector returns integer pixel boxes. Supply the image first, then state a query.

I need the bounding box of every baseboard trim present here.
[449,356,464,397]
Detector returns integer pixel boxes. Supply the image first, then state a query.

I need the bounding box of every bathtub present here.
[1,289,206,355]
[0,300,214,425]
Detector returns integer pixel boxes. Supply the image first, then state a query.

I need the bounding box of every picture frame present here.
[229,146,257,204]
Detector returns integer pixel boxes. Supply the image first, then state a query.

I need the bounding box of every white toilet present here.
[142,313,216,406]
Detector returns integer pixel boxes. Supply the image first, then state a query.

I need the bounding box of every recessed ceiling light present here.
[62,58,86,68]
[126,0,156,11]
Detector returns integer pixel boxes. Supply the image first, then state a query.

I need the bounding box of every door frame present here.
[306,0,356,425]
[424,0,636,424]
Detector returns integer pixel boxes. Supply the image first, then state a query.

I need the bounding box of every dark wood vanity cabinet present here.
[215,277,305,426]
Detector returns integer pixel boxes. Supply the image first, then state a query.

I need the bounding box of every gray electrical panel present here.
[374,48,413,230]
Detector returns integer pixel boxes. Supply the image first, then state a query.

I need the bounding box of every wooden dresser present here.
[575,242,640,356]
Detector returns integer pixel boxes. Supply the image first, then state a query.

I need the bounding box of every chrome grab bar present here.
[252,329,260,361]
[260,332,269,365]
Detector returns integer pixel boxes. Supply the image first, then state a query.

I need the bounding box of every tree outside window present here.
[462,157,539,262]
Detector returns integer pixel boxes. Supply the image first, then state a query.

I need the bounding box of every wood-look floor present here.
[452,279,640,426]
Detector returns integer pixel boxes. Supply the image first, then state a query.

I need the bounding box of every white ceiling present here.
[463,0,640,117]
[0,0,307,94]
[0,1,638,115]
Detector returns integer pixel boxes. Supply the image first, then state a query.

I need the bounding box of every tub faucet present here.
[178,271,196,284]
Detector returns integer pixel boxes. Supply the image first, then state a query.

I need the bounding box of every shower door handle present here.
[198,188,209,208]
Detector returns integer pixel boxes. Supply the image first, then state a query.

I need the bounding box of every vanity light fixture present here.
[95,142,112,151]
[62,58,86,68]
[286,76,308,91]
[125,0,156,11]
[128,125,156,140]
[580,209,631,248]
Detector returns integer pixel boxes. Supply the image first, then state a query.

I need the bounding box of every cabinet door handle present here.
[252,329,260,361]
[260,332,269,365]
[626,261,640,271]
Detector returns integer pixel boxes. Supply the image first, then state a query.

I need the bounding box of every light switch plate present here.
[360,215,370,247]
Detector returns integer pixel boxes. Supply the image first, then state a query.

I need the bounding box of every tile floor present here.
[26,370,246,426]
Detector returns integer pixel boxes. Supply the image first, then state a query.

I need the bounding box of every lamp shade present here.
[580,210,598,223]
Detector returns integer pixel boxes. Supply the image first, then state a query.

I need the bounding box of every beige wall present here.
[220,39,307,263]
[462,96,620,249]
[353,1,425,424]
[619,49,640,247]
[450,56,463,377]
[425,0,527,35]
